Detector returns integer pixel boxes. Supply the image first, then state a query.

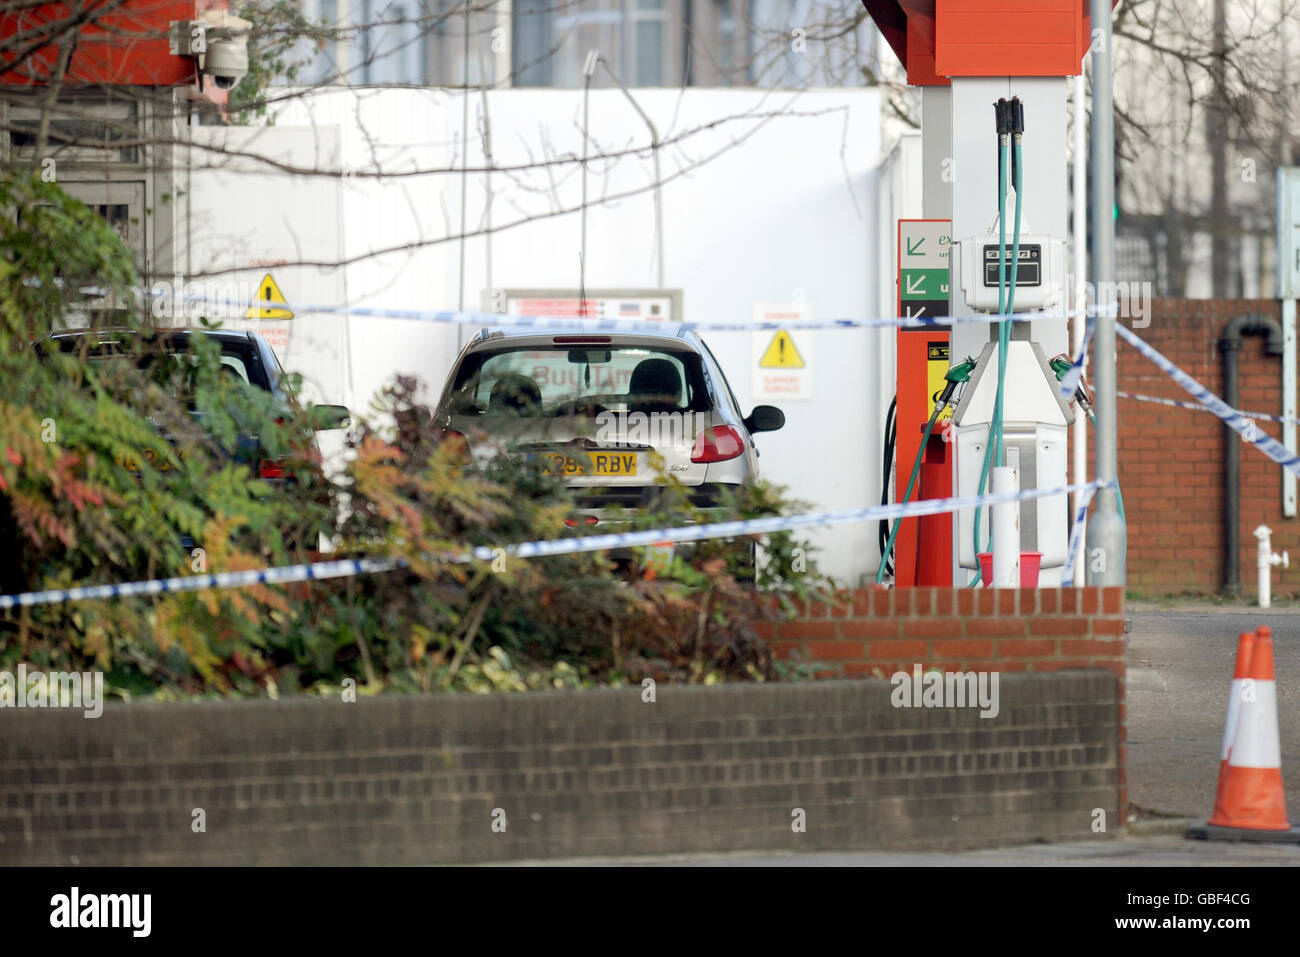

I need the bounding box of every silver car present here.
[431,325,785,529]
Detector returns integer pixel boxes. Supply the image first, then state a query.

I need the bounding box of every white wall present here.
[183,125,350,410]
[190,87,885,586]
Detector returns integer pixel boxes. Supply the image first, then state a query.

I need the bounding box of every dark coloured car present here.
[43,328,350,548]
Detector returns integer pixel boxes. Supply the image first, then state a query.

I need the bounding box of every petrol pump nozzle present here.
[1049,354,1095,420]
[946,356,978,384]
[937,356,978,408]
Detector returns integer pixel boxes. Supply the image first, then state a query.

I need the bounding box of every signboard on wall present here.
[498,289,682,323]
[751,302,813,401]
[490,290,685,383]
[897,218,952,320]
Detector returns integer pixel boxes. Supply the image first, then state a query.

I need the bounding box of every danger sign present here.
[758,329,805,368]
[751,303,813,401]
[245,274,293,321]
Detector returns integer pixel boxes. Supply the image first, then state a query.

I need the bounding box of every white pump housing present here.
[952,340,1074,584]
[955,232,1067,313]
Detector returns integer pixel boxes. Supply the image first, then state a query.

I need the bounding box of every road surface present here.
[1126,606,1300,824]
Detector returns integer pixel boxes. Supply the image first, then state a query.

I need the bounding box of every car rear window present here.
[83,351,250,382]
[52,335,259,384]
[447,344,713,416]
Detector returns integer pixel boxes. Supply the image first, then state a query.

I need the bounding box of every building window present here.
[356,0,425,85]
[511,0,672,88]
[317,0,339,82]
[631,0,667,86]
[512,0,555,86]
[8,100,140,165]
[430,2,499,88]
[715,0,735,82]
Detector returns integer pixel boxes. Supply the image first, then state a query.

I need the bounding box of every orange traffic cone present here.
[1189,626,1300,842]
[1210,631,1256,818]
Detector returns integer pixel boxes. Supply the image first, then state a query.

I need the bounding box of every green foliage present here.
[0,176,136,337]
[0,173,327,685]
[0,171,834,700]
[228,2,329,124]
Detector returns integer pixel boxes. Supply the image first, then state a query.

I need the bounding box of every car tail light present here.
[690,425,745,463]
[563,515,599,528]
[433,427,470,457]
[552,335,611,344]
[259,459,287,480]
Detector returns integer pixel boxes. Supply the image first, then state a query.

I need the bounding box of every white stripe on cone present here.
[1221,678,1246,761]
[1229,680,1282,768]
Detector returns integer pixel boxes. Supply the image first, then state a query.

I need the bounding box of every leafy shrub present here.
[0,173,833,698]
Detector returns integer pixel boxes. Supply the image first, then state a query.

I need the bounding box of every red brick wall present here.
[755,587,1126,678]
[1115,299,1293,596]
[753,586,1129,810]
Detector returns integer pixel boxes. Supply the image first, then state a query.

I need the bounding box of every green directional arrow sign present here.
[900,268,949,301]
[897,218,952,318]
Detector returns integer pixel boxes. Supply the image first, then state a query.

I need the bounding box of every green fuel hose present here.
[874,399,945,585]
[968,137,1019,586]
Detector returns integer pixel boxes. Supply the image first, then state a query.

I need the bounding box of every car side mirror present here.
[309,403,351,431]
[744,404,785,434]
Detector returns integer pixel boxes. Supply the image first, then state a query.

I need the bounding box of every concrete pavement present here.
[502,831,1299,865]
[1126,607,1300,824]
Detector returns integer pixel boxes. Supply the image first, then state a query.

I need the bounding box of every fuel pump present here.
[950,97,1073,586]
[888,323,957,586]
[878,356,977,586]
[861,0,1104,588]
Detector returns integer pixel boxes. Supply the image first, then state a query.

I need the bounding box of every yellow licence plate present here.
[539,452,637,477]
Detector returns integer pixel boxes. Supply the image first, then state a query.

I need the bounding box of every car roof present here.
[469,324,700,349]
[50,328,255,343]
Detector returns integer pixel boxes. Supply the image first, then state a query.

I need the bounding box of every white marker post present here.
[991,466,1021,588]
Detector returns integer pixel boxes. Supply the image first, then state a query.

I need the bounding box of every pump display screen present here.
[982,244,1041,287]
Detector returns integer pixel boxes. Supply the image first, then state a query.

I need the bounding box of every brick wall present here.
[1,669,1121,865]
[756,587,1126,679]
[757,585,1128,814]
[1116,299,1294,595]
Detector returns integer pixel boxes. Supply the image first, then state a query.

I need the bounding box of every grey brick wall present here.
[0,672,1120,864]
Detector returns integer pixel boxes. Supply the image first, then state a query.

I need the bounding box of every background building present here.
[288,0,879,89]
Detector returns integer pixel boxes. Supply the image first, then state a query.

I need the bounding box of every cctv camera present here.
[203,38,248,90]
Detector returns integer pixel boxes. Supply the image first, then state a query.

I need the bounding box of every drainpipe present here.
[1253,525,1289,609]
[1219,314,1283,595]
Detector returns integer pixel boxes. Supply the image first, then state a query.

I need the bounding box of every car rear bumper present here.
[568,481,741,512]
[559,483,751,562]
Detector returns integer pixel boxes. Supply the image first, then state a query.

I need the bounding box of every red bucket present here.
[978,551,1043,587]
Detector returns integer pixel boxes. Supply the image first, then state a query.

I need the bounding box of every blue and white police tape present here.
[1116,323,1300,476]
[0,557,399,611]
[0,478,1109,610]
[1118,389,1300,427]
[1060,482,1103,588]
[140,286,1098,335]
[1055,302,1114,403]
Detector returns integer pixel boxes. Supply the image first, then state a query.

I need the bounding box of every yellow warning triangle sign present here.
[244,274,293,320]
[758,329,805,368]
